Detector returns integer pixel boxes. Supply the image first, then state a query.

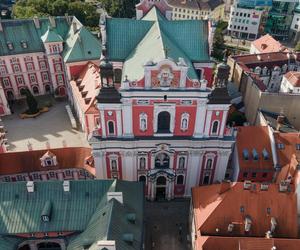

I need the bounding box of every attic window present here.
[7,42,13,50]
[242,149,249,160]
[21,40,28,49]
[262,148,269,160]
[296,144,300,150]
[277,143,285,149]
[87,50,91,55]
[252,149,259,161]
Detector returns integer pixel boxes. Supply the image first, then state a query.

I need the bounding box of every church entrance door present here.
[156,176,167,200]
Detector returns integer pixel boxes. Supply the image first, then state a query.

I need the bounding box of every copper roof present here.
[283,71,300,87]
[192,182,298,240]
[251,34,288,54]
[0,147,95,176]
[235,126,274,171]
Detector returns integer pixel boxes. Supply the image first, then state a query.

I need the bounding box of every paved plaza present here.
[2,96,89,152]
[145,199,191,250]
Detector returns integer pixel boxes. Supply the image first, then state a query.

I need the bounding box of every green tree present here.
[22,88,39,114]
[295,41,300,52]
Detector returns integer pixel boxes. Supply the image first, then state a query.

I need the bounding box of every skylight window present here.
[21,40,28,49]
[262,148,269,160]
[242,149,249,160]
[252,149,259,161]
[7,41,13,50]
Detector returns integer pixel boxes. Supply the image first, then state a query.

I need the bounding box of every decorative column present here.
[193,99,207,138]
[122,151,134,181]
[213,151,231,183]
[99,109,106,138]
[92,150,106,179]
[203,110,213,137]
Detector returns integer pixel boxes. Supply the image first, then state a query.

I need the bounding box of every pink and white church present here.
[86,7,235,200]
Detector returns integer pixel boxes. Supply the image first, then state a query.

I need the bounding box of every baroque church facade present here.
[89,7,235,200]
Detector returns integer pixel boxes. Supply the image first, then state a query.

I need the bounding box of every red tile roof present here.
[70,62,101,114]
[236,126,274,172]
[251,34,288,54]
[283,71,300,87]
[192,182,298,244]
[0,147,95,176]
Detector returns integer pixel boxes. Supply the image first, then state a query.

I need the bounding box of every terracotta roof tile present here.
[251,34,288,53]
[284,71,300,87]
[192,182,298,240]
[0,147,95,176]
[236,126,274,172]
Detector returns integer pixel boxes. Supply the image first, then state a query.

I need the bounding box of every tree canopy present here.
[13,0,138,27]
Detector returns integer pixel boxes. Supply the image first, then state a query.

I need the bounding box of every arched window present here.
[32,86,39,95]
[139,113,147,131]
[176,175,184,185]
[45,84,51,94]
[139,157,146,169]
[139,175,146,182]
[110,159,118,171]
[108,121,115,135]
[6,90,14,100]
[156,176,166,185]
[114,68,122,83]
[205,159,213,170]
[178,156,185,169]
[20,88,26,96]
[211,121,219,135]
[157,111,170,133]
[180,113,189,131]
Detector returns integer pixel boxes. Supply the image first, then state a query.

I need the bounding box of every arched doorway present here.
[155,153,170,168]
[32,86,39,95]
[156,176,166,200]
[45,84,51,94]
[18,244,30,250]
[6,90,14,101]
[58,86,66,96]
[37,242,61,250]
[157,111,170,133]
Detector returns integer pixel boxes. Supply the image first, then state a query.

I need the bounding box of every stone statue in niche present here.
[157,66,174,87]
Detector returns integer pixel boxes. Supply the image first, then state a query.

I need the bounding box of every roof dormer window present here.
[296,144,300,150]
[242,149,249,160]
[21,40,28,49]
[7,42,13,50]
[40,151,58,167]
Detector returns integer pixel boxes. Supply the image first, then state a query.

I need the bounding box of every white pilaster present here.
[185,151,201,196]
[219,110,228,138]
[122,99,133,137]
[99,109,106,138]
[179,66,188,88]
[193,99,207,138]
[122,151,134,181]
[213,151,231,183]
[204,110,213,137]
[116,109,122,137]
[93,150,106,179]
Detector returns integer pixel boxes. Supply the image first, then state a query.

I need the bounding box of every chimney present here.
[279,180,288,192]
[33,16,40,29]
[49,16,56,28]
[107,192,123,204]
[97,240,115,250]
[26,181,34,193]
[63,180,70,192]
[219,180,231,194]
[243,180,252,190]
[72,21,77,34]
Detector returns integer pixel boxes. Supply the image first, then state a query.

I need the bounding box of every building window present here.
[296,144,300,150]
[110,159,118,171]
[205,159,213,170]
[180,113,189,131]
[13,64,21,73]
[57,74,64,84]
[139,113,147,131]
[252,172,257,178]
[44,157,54,166]
[32,86,39,95]
[55,64,62,72]
[243,172,248,178]
[211,120,219,135]
[16,76,24,85]
[40,61,47,70]
[65,170,71,176]
[277,143,285,149]
[157,111,171,133]
[108,121,115,135]
[7,42,13,50]
[262,172,268,178]
[21,40,27,48]
[2,78,10,87]
[27,63,34,71]
[176,175,184,185]
[33,173,40,180]
[0,66,7,75]
[139,157,146,170]
[29,74,36,83]
[114,68,122,83]
[45,84,51,94]
[49,172,55,178]
[42,72,49,81]
[178,156,186,169]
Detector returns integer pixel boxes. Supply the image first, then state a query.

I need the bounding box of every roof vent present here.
[63,180,70,192]
[97,240,115,250]
[107,192,123,204]
[126,213,136,224]
[244,215,252,232]
[279,180,288,192]
[243,180,252,190]
[41,200,52,222]
[26,181,34,193]
[260,183,269,191]
[122,233,134,244]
